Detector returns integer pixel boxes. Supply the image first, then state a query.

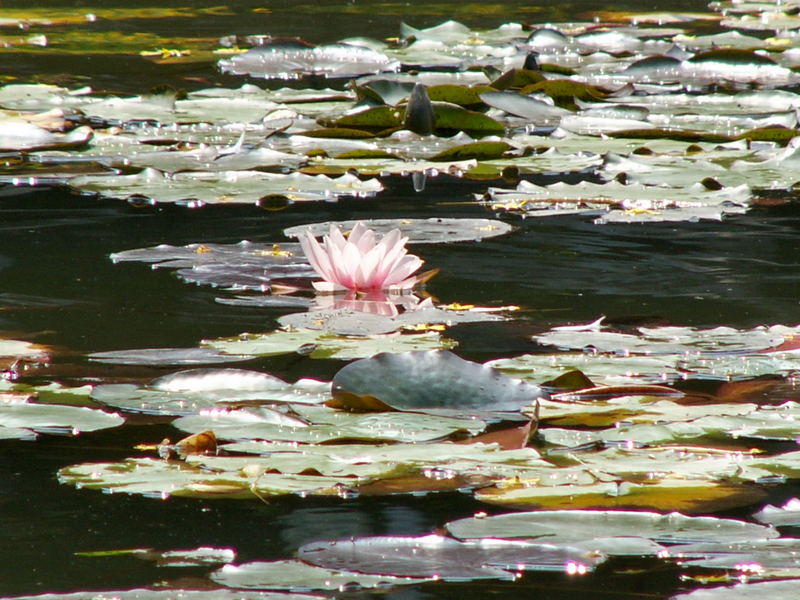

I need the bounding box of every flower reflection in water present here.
[312,289,433,318]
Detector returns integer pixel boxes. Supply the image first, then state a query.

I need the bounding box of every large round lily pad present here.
[330,349,543,413]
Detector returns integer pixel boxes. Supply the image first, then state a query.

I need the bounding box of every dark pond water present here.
[3,1,800,598]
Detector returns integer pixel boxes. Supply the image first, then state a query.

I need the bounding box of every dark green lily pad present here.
[432,101,505,134]
[330,349,542,413]
[427,84,493,107]
[325,106,402,130]
[430,141,512,161]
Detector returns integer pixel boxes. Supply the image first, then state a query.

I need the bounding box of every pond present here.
[3,1,800,599]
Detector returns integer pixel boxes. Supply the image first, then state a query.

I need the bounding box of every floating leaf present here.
[218,41,399,79]
[430,141,512,161]
[205,328,457,360]
[174,405,485,444]
[298,534,606,580]
[284,217,512,244]
[212,559,429,591]
[432,102,505,134]
[69,170,383,206]
[326,106,402,130]
[671,579,800,600]
[91,370,330,416]
[445,510,778,545]
[0,590,320,600]
[475,477,767,514]
[330,349,542,414]
[0,401,124,436]
[87,347,251,366]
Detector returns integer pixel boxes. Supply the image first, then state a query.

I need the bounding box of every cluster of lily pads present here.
[6,1,800,599]
[2,1,800,221]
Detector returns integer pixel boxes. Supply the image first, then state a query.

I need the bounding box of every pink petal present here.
[299,229,336,282]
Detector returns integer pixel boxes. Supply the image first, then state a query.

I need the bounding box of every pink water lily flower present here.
[299,222,424,293]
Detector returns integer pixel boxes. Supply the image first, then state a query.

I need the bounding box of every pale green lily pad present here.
[69,169,383,206]
[535,397,756,428]
[0,121,92,152]
[483,180,751,222]
[0,401,124,436]
[212,559,429,591]
[671,579,800,600]
[91,370,330,416]
[754,497,800,527]
[278,302,504,336]
[445,509,777,545]
[533,324,798,355]
[0,338,50,364]
[110,241,314,292]
[218,41,399,80]
[58,441,549,500]
[298,534,606,580]
[87,347,252,366]
[76,95,282,126]
[487,352,679,386]
[173,405,485,444]
[57,456,357,500]
[204,328,457,360]
[475,476,768,514]
[0,590,320,600]
[284,217,512,244]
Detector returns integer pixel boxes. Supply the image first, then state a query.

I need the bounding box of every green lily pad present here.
[69,169,384,205]
[298,534,606,580]
[325,106,402,130]
[432,101,505,135]
[445,509,778,545]
[173,405,485,444]
[212,559,429,591]
[284,217,512,244]
[204,328,457,360]
[330,349,542,413]
[0,590,319,600]
[430,140,512,161]
[0,401,124,436]
[91,369,330,416]
[475,477,767,514]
